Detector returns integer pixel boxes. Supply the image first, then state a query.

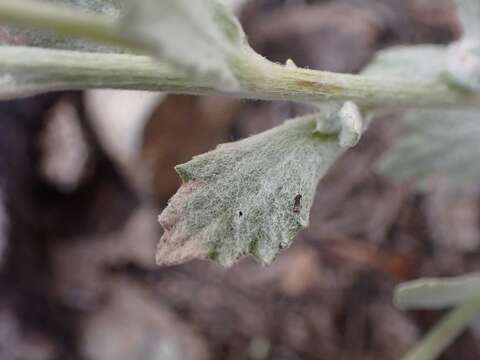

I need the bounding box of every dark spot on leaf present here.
[208,249,220,261]
[249,238,259,254]
[293,194,302,213]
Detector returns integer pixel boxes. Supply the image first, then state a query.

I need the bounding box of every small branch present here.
[401,298,480,360]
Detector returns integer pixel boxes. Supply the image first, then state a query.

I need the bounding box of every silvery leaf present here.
[157,113,347,267]
[379,109,480,190]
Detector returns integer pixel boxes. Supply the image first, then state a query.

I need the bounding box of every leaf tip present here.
[156,181,209,266]
[175,164,194,182]
[155,234,209,266]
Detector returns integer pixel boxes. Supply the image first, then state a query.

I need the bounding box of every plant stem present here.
[401,298,480,360]
[0,0,138,49]
[0,45,479,109]
[394,273,480,310]
[250,56,480,108]
[1,1,480,107]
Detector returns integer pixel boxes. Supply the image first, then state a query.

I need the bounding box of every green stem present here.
[0,1,480,108]
[1,45,480,109]
[402,298,480,360]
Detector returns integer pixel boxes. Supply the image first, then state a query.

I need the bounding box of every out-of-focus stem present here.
[401,298,480,360]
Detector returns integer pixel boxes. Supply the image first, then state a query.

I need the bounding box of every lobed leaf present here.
[119,0,248,88]
[157,113,347,267]
[395,273,480,310]
[364,45,480,189]
[379,109,480,190]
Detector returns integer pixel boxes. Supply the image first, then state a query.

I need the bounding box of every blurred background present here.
[1,0,480,359]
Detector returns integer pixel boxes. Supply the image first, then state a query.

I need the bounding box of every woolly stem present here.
[0,46,479,108]
[401,297,480,360]
[1,1,480,108]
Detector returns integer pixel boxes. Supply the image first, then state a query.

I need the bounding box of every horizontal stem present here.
[251,57,480,108]
[1,45,480,109]
[1,1,480,108]
[0,46,222,98]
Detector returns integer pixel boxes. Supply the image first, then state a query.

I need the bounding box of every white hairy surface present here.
[120,0,248,89]
[157,114,345,267]
[380,109,480,190]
